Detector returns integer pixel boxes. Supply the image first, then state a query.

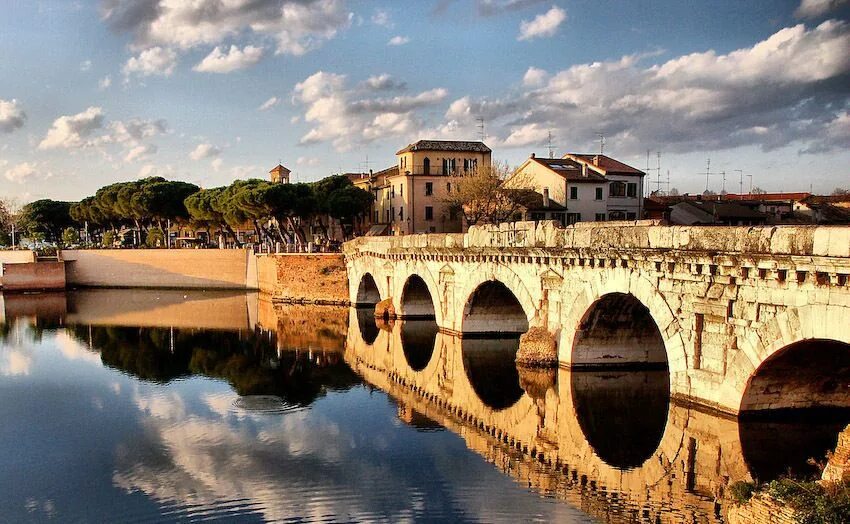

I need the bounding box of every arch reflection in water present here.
[461,337,524,410]
[571,370,670,470]
[356,307,380,345]
[399,320,438,371]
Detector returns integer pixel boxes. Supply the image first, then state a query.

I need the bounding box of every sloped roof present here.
[566,154,645,176]
[677,200,767,219]
[504,188,567,211]
[396,140,491,154]
[531,157,608,183]
[269,164,291,174]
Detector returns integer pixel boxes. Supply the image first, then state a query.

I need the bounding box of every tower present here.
[269,164,291,184]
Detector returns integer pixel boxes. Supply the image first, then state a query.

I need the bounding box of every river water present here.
[0,290,847,523]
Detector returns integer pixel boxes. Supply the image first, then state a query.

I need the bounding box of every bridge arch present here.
[560,269,688,391]
[354,272,382,306]
[457,263,537,335]
[398,275,437,319]
[720,303,850,413]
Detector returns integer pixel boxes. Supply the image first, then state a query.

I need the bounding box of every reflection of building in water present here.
[345,309,850,523]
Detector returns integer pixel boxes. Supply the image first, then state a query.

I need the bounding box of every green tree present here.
[17,199,75,241]
[102,230,117,248]
[62,227,80,246]
[145,226,166,248]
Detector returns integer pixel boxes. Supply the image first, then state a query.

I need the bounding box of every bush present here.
[145,227,165,248]
[102,231,116,248]
[766,478,850,524]
[729,481,756,504]
[62,227,79,246]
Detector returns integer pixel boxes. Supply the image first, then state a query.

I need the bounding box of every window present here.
[446,182,451,193]
[385,209,390,222]
[595,187,603,200]
[374,210,379,223]
[399,207,404,220]
[391,186,395,198]
[608,210,626,220]
[425,206,434,220]
[566,213,581,224]
[627,183,637,197]
[530,212,546,221]
[425,182,433,196]
[569,186,578,200]
[595,213,606,221]
[609,181,626,197]
[400,184,404,197]
[449,208,458,221]
[390,207,395,221]
[626,212,637,220]
[442,158,456,175]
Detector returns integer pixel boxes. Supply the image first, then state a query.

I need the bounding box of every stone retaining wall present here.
[726,494,798,524]
[256,253,349,304]
[0,261,65,291]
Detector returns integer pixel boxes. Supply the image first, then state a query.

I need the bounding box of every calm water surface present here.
[0,290,847,523]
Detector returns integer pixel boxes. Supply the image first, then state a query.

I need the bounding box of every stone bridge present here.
[344,221,850,415]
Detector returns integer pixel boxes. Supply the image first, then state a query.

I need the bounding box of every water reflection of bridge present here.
[345,309,849,522]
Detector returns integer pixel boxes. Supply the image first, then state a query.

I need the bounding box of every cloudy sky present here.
[1,0,849,202]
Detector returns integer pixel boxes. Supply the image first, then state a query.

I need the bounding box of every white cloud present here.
[4,162,43,183]
[194,45,264,73]
[0,99,26,133]
[123,46,178,78]
[102,0,351,57]
[795,0,849,18]
[125,143,158,162]
[210,158,223,171]
[189,143,221,160]
[99,75,113,89]
[522,66,547,86]
[517,5,566,41]
[442,20,850,156]
[258,96,281,111]
[371,9,392,27]
[363,74,406,91]
[387,35,409,46]
[38,106,105,150]
[296,156,320,166]
[293,71,448,151]
[80,59,92,71]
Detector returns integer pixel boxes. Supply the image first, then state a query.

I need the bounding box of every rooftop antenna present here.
[666,169,671,194]
[547,130,555,158]
[721,170,727,194]
[735,169,744,199]
[477,117,487,142]
[704,158,711,193]
[597,133,605,155]
[653,151,663,194]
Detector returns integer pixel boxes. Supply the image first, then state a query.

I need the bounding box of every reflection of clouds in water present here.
[54,331,103,365]
[0,348,31,376]
[115,388,409,522]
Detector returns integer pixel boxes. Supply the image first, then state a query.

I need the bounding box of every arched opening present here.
[400,320,438,371]
[422,157,430,176]
[570,293,670,470]
[462,338,524,410]
[462,281,529,336]
[739,339,850,481]
[356,308,379,345]
[571,293,667,368]
[571,369,670,470]
[399,275,436,319]
[356,273,381,306]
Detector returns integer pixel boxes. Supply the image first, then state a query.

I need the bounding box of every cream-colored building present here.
[356,140,491,235]
[564,153,645,219]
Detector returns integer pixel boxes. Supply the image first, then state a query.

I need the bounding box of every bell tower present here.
[269,164,291,184]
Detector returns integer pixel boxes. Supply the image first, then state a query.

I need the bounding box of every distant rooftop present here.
[565,154,645,176]
[531,156,608,183]
[396,140,491,155]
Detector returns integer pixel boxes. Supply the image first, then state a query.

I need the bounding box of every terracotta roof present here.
[396,140,491,155]
[676,200,767,220]
[269,164,291,173]
[531,157,608,183]
[565,154,645,176]
[724,192,811,201]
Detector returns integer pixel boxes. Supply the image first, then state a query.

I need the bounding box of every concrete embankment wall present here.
[0,251,36,265]
[0,261,65,291]
[256,253,349,304]
[61,249,258,289]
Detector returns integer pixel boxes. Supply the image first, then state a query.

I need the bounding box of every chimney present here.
[593,155,600,166]
[543,188,550,208]
[582,163,588,177]
[530,152,535,159]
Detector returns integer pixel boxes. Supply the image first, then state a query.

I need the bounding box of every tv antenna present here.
[699,158,725,194]
[477,118,487,142]
[597,133,605,155]
[734,169,744,198]
[547,130,555,158]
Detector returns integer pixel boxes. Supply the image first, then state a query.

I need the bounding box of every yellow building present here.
[269,164,291,184]
[389,140,492,235]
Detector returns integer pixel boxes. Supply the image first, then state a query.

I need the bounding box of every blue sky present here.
[1,0,849,203]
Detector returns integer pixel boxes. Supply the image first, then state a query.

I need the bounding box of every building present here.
[379,140,492,235]
[564,153,645,220]
[670,200,768,226]
[509,152,646,224]
[269,164,291,184]
[510,154,608,225]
